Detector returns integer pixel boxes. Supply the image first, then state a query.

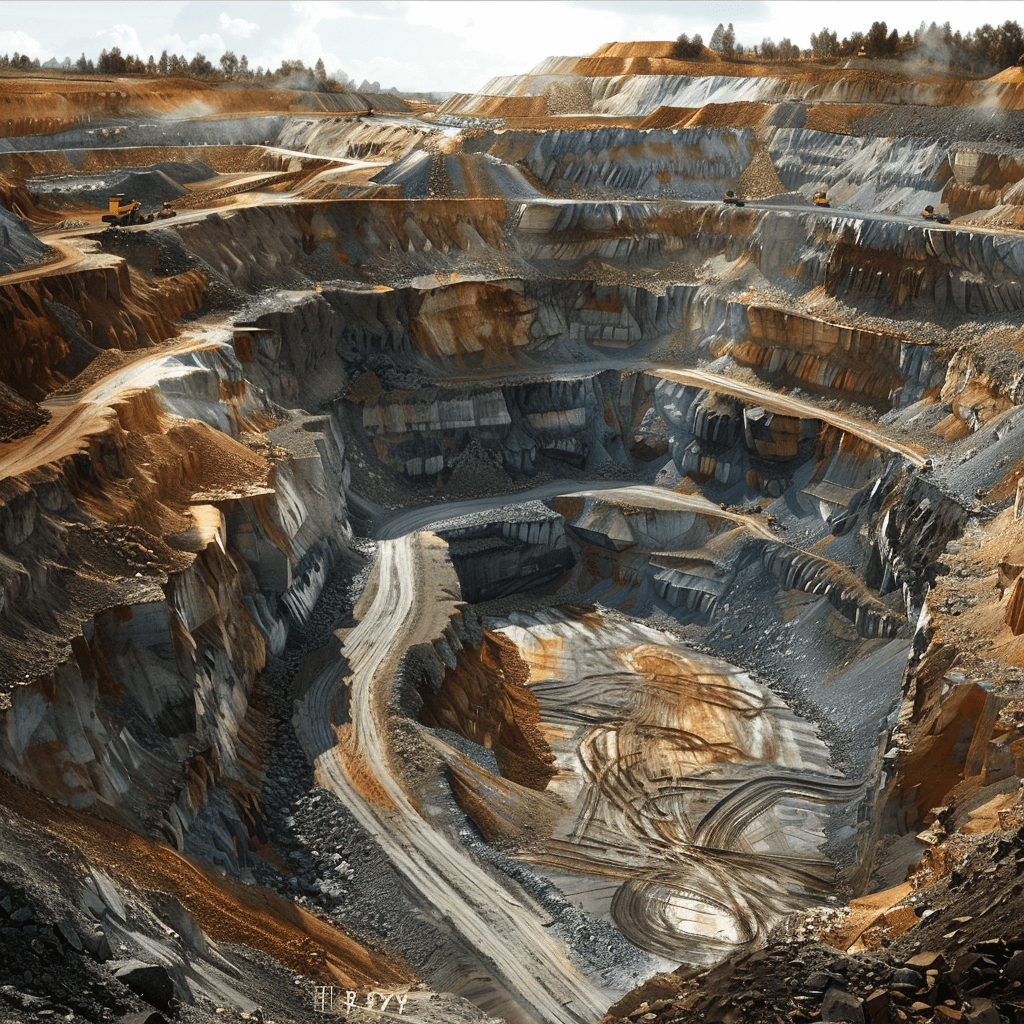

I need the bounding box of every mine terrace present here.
[3,25,1024,1024]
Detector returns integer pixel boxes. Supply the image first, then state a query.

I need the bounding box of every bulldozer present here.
[101,194,155,226]
[155,201,177,220]
[722,190,745,207]
[921,204,950,224]
[813,190,830,208]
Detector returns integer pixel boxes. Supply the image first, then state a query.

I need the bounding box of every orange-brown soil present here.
[0,771,412,988]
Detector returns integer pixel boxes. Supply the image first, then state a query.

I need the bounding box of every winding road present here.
[294,532,609,1024]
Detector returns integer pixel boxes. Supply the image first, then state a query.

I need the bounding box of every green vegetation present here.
[672,18,1024,68]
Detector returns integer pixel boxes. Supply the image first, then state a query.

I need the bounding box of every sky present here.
[1,1,1023,94]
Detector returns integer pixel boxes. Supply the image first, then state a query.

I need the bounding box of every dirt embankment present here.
[0,75,409,141]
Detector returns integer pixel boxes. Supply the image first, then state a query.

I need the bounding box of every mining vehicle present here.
[156,201,177,219]
[813,190,830,207]
[921,204,951,224]
[722,190,745,206]
[101,194,155,226]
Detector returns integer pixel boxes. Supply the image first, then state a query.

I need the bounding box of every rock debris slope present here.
[2,43,1024,1024]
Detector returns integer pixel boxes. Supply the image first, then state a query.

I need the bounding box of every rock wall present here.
[735,307,935,408]
[0,262,206,400]
[0,331,355,863]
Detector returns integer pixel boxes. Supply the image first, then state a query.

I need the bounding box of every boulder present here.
[822,985,866,1023]
[112,960,174,1010]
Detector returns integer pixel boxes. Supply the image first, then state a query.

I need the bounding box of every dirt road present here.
[652,367,929,466]
[0,334,221,484]
[294,532,609,1024]
[373,479,636,540]
[0,237,99,286]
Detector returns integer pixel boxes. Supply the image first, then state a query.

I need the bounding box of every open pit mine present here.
[5,39,1024,1024]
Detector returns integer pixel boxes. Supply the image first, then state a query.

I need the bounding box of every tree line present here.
[0,47,361,92]
[671,18,1024,70]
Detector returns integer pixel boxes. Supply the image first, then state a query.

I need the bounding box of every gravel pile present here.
[737,141,787,199]
[30,160,215,211]
[0,381,50,442]
[850,104,1024,147]
[0,204,50,273]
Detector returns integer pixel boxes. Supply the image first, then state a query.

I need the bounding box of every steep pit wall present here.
[0,144,337,197]
[943,149,1024,219]
[0,427,269,851]
[0,203,50,271]
[277,116,432,164]
[353,375,631,478]
[733,307,935,408]
[161,197,1024,340]
[518,127,755,199]
[829,466,971,627]
[0,336,355,866]
[417,625,556,794]
[0,115,288,155]
[230,413,355,654]
[228,278,708,484]
[424,503,576,602]
[553,486,903,640]
[0,261,207,400]
[766,130,953,213]
[467,123,1017,218]
[170,199,515,293]
[652,378,886,502]
[513,201,1024,322]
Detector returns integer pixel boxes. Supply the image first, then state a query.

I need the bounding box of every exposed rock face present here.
[4,38,1024,1024]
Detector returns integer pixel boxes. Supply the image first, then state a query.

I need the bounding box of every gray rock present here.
[1004,950,1024,981]
[822,985,866,1023]
[965,999,1001,1024]
[55,914,84,952]
[112,960,174,1009]
[82,925,112,961]
[892,967,924,986]
[804,971,838,992]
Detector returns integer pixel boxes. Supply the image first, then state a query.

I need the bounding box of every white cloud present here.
[289,2,359,23]
[401,1,622,62]
[219,12,259,38]
[156,31,227,58]
[0,29,48,59]
[96,23,146,56]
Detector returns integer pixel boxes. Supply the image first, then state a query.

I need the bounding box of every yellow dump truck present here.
[101,194,155,226]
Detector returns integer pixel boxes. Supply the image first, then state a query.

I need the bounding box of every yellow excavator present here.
[101,194,155,226]
[813,190,830,208]
[921,204,951,224]
[722,189,745,207]
[156,201,177,220]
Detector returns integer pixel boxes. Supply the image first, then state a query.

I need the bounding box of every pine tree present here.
[721,23,736,58]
